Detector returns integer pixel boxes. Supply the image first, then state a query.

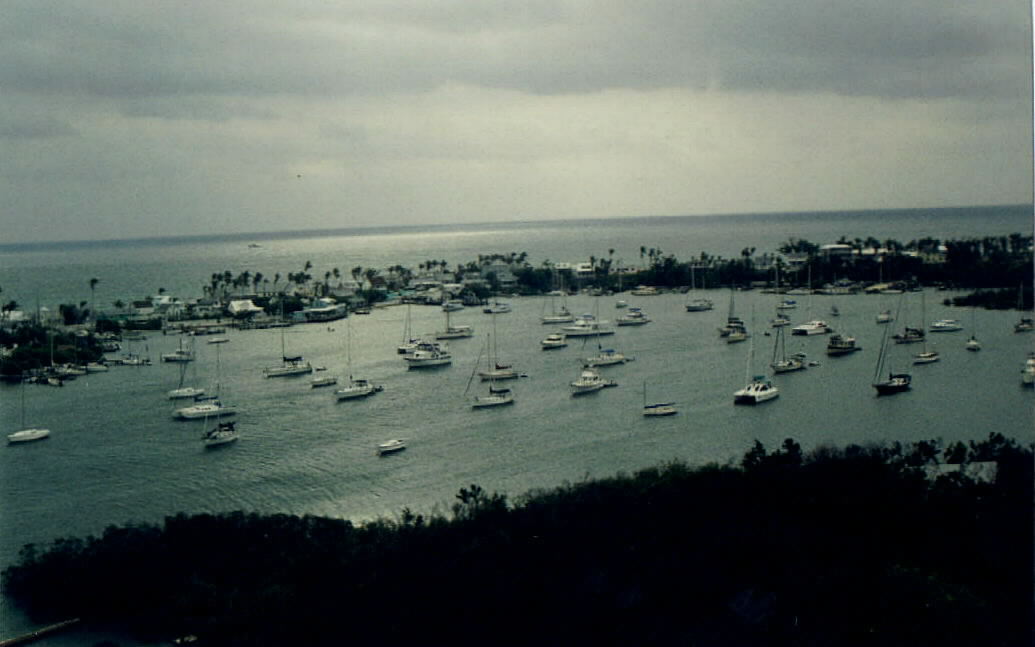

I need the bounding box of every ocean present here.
[1,204,1032,644]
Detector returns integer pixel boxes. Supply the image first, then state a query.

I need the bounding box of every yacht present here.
[562,315,614,337]
[583,348,630,367]
[377,439,407,455]
[733,377,779,404]
[404,342,452,368]
[174,400,236,420]
[472,385,515,408]
[203,421,239,448]
[335,378,383,400]
[929,319,963,332]
[570,368,613,395]
[790,320,831,336]
[263,356,313,377]
[826,334,861,356]
[541,333,567,349]
[616,308,651,326]
[7,428,50,444]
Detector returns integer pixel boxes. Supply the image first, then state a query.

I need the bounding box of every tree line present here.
[3,433,1030,646]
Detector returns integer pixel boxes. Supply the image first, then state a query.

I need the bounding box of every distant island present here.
[2,434,1030,646]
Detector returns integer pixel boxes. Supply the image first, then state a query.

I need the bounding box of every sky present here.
[2,1,1032,243]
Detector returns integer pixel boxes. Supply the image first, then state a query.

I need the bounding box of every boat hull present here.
[7,428,50,443]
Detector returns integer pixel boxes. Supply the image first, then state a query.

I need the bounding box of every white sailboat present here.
[263,325,313,377]
[965,307,981,351]
[168,354,205,400]
[397,303,421,354]
[541,274,575,323]
[769,324,805,373]
[913,291,940,364]
[7,379,50,444]
[685,264,713,312]
[335,318,383,400]
[202,421,239,448]
[436,307,474,340]
[734,307,779,404]
[642,381,677,416]
[465,343,515,408]
[477,313,518,381]
[175,343,236,419]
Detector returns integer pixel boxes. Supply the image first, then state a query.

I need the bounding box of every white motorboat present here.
[404,343,452,368]
[541,333,567,349]
[616,307,651,326]
[583,348,630,367]
[335,378,383,400]
[630,285,659,296]
[790,320,831,336]
[826,333,861,356]
[733,377,779,404]
[472,385,515,408]
[174,400,236,420]
[562,315,614,337]
[570,368,613,395]
[168,386,206,400]
[482,302,512,314]
[310,375,339,388]
[1021,353,1035,386]
[377,439,407,455]
[929,319,963,333]
[7,428,50,444]
[203,421,239,448]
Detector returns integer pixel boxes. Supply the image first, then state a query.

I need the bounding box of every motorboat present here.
[583,349,630,367]
[174,400,236,420]
[377,439,406,455]
[7,428,50,444]
[203,421,239,448]
[310,375,339,388]
[561,315,614,337]
[616,308,651,326]
[892,327,925,344]
[826,334,861,356]
[472,385,515,408]
[482,302,512,314]
[685,298,714,312]
[929,319,963,332]
[168,386,206,400]
[733,377,779,404]
[263,356,313,377]
[541,333,567,349]
[630,285,659,296]
[1022,354,1035,387]
[404,342,452,368]
[570,368,613,395]
[335,378,384,400]
[790,320,831,336]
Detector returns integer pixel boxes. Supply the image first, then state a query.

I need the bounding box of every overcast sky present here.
[2,1,1031,243]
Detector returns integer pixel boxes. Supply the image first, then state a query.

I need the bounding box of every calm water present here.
[1,206,1033,643]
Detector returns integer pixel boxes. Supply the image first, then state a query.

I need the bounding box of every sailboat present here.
[872,297,912,395]
[770,324,805,373]
[477,314,518,381]
[397,303,421,354]
[542,272,575,323]
[466,343,515,408]
[168,352,206,400]
[436,306,474,340]
[718,289,747,338]
[685,264,714,312]
[734,308,779,404]
[965,307,981,351]
[1013,283,1033,332]
[642,381,677,416]
[263,325,313,377]
[202,420,239,448]
[335,318,383,400]
[161,337,195,362]
[175,342,237,419]
[7,379,51,444]
[912,290,940,364]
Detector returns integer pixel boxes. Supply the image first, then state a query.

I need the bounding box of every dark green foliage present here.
[3,436,1031,646]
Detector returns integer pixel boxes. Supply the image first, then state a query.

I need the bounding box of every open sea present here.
[1,205,1033,645]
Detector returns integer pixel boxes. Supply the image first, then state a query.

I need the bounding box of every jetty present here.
[0,618,80,647]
